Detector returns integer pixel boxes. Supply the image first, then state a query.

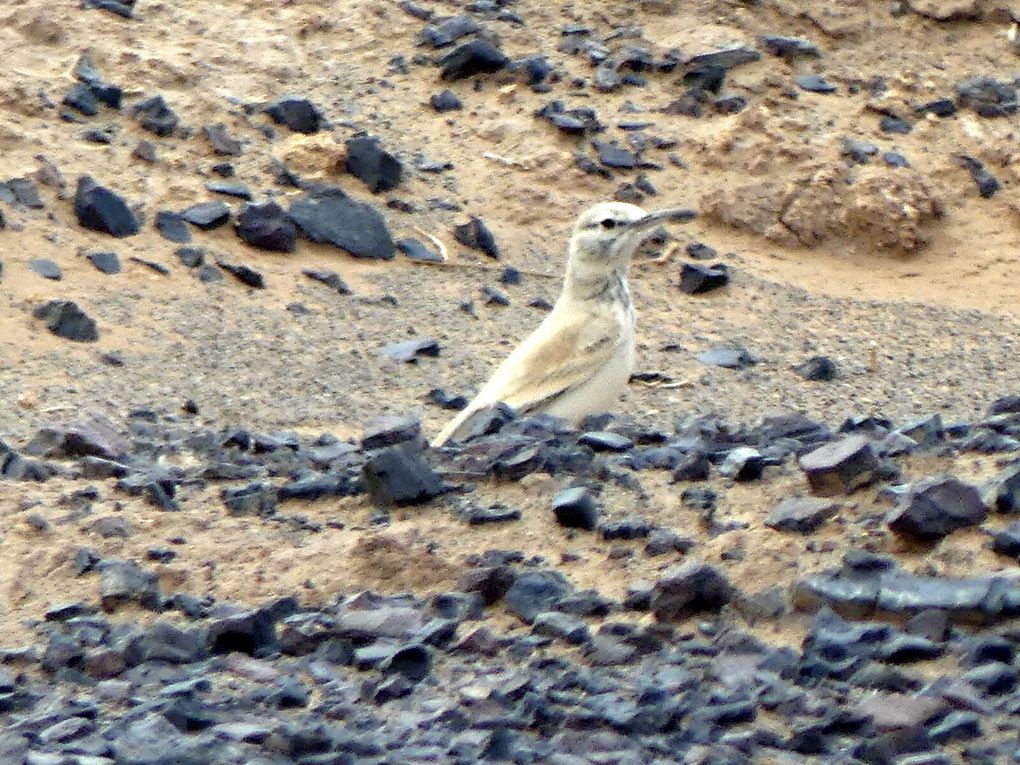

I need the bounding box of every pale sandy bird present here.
[432,202,696,446]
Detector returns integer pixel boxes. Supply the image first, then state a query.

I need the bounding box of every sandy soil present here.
[2,0,1020,650]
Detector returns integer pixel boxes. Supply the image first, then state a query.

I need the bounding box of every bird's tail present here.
[430,404,478,447]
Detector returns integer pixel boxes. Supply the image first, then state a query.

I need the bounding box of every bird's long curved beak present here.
[636,208,698,228]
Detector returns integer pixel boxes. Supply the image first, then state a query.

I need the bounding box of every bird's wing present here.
[487,307,623,415]
[431,306,624,447]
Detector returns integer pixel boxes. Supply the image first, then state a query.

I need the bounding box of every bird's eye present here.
[600,218,617,230]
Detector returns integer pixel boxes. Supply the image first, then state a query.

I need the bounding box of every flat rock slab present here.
[651,562,733,620]
[766,497,839,533]
[288,189,395,260]
[798,434,879,495]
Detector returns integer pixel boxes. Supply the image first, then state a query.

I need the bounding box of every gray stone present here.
[651,562,732,620]
[886,476,986,540]
[765,497,839,533]
[798,435,879,495]
[99,560,161,611]
[288,188,395,260]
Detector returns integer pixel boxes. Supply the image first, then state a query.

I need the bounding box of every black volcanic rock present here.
[303,268,352,294]
[552,487,598,530]
[795,356,837,381]
[33,300,99,342]
[766,497,839,533]
[453,216,499,259]
[288,188,395,260]
[74,176,139,237]
[99,560,161,611]
[430,89,462,112]
[87,251,120,274]
[956,76,1017,118]
[263,96,325,133]
[439,39,510,80]
[182,200,231,230]
[651,562,733,620]
[760,35,821,60]
[798,435,879,495]
[215,259,265,289]
[155,211,191,243]
[504,570,570,623]
[680,263,729,294]
[131,94,179,136]
[345,134,403,193]
[204,123,243,156]
[236,201,297,252]
[362,446,444,507]
[886,476,987,541]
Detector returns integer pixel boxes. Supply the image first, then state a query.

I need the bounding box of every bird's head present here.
[568,202,696,275]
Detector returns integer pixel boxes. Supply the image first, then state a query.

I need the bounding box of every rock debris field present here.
[3,0,1020,764]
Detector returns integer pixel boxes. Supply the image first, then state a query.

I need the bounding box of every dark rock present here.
[842,137,880,164]
[551,487,598,530]
[155,211,191,243]
[796,74,837,93]
[303,268,351,294]
[886,476,986,540]
[203,123,243,156]
[362,414,421,448]
[362,446,444,506]
[957,155,1000,198]
[439,39,510,80]
[207,181,252,199]
[962,662,1016,695]
[766,497,839,533]
[481,285,509,305]
[99,561,161,611]
[28,258,61,280]
[289,188,395,260]
[175,247,204,268]
[761,35,821,60]
[594,140,636,169]
[215,258,265,288]
[182,200,231,230]
[795,356,837,381]
[397,237,443,263]
[454,216,499,258]
[680,262,729,294]
[133,139,158,162]
[798,435,879,495]
[222,483,277,515]
[505,570,570,623]
[131,94,179,136]
[884,151,910,168]
[992,522,1020,559]
[236,200,297,252]
[345,134,403,193]
[32,300,99,342]
[645,528,694,556]
[460,503,521,524]
[719,447,764,481]
[63,82,100,116]
[880,116,912,134]
[207,609,278,656]
[651,562,733,620]
[263,96,325,133]
[578,431,632,452]
[7,177,44,208]
[74,176,139,237]
[87,251,120,274]
[672,451,711,482]
[431,89,462,112]
[929,711,981,744]
[421,15,479,47]
[600,515,652,540]
[956,76,1017,118]
[533,611,590,645]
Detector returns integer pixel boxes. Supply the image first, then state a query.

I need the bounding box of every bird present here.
[432,201,696,447]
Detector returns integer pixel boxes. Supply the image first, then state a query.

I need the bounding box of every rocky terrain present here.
[3,0,1020,763]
